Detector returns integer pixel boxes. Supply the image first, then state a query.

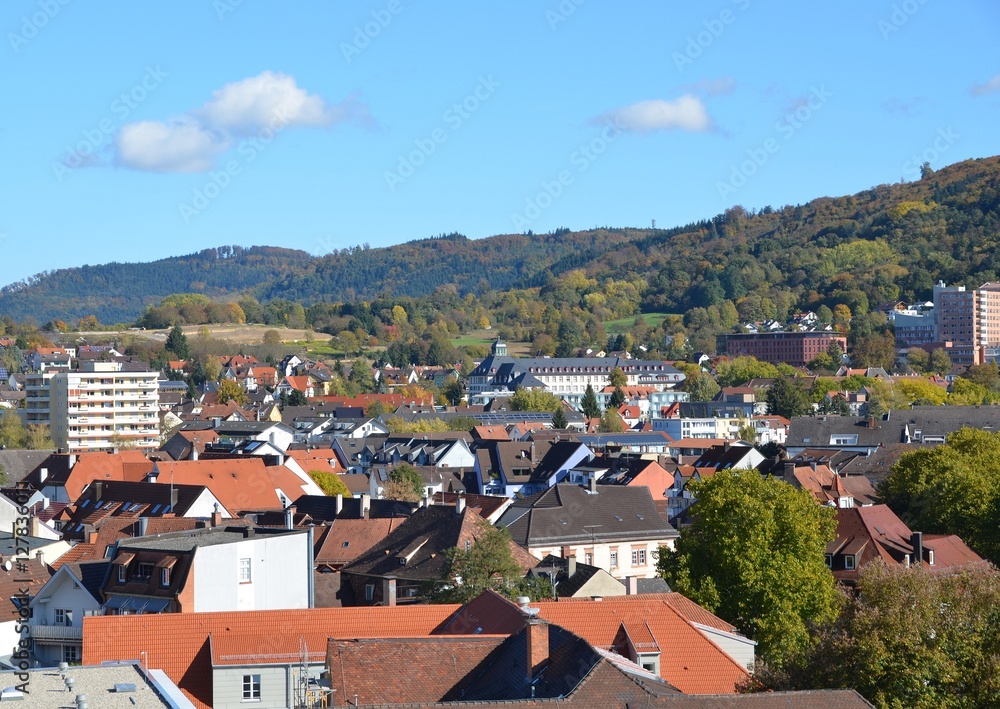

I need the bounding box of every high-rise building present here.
[25,361,160,453]
[930,281,1000,365]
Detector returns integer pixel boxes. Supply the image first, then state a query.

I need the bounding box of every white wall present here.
[192,533,310,613]
[184,490,232,518]
[530,539,675,580]
[212,663,324,709]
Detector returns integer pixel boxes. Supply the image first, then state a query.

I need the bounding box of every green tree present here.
[946,378,989,406]
[308,470,353,497]
[961,362,1000,392]
[716,356,781,388]
[262,329,282,346]
[658,469,839,666]
[0,410,27,449]
[879,427,1000,561]
[580,383,601,418]
[25,424,54,450]
[906,347,930,374]
[386,463,425,501]
[765,378,811,418]
[598,407,626,433]
[679,372,722,402]
[608,386,626,408]
[442,378,464,406]
[217,379,248,406]
[930,348,952,375]
[609,366,628,389]
[751,562,1000,709]
[550,406,568,429]
[165,324,190,360]
[427,523,525,604]
[282,389,308,407]
[348,360,376,393]
[365,400,387,418]
[509,388,562,412]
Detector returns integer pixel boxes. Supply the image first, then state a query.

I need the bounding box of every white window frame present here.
[844,555,856,570]
[62,644,80,663]
[610,551,618,568]
[161,567,170,587]
[242,673,261,701]
[239,557,252,584]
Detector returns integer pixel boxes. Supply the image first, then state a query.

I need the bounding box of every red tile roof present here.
[151,458,308,512]
[83,605,459,709]
[60,451,153,501]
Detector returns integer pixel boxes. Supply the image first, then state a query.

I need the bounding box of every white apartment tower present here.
[25,361,160,453]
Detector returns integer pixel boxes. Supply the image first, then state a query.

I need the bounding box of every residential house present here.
[22,450,153,504]
[497,482,679,579]
[340,501,538,606]
[0,531,70,566]
[472,439,552,497]
[519,441,594,496]
[28,560,108,666]
[0,558,51,668]
[691,442,765,471]
[827,504,985,589]
[787,463,877,507]
[576,431,674,455]
[211,421,295,451]
[102,525,313,614]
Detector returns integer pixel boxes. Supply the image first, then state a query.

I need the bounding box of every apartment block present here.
[722,331,847,367]
[25,361,160,453]
[930,281,1000,365]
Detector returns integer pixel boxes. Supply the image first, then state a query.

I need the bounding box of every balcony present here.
[29,624,83,642]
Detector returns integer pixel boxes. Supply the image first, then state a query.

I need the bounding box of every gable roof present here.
[341,505,538,582]
[150,458,307,511]
[497,484,678,548]
[23,450,152,500]
[83,604,458,709]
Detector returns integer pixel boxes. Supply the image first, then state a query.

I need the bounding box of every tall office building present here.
[931,281,1000,365]
[25,361,160,453]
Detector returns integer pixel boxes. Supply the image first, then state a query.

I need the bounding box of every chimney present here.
[911,531,923,566]
[626,576,639,595]
[455,495,466,516]
[335,493,343,515]
[87,531,98,545]
[94,482,103,502]
[525,616,550,681]
[589,474,598,494]
[284,506,295,530]
[530,442,536,463]
[190,439,199,461]
[40,467,48,483]
[359,493,371,519]
[567,556,577,578]
[810,461,817,472]
[242,527,255,538]
[138,517,149,537]
[211,503,222,528]
[867,415,875,429]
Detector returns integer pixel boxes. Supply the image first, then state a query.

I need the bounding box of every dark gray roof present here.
[0,450,55,484]
[787,407,1000,450]
[64,560,111,602]
[497,484,678,547]
[0,532,58,556]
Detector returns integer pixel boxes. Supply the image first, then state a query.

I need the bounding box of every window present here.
[844,555,856,570]
[239,558,252,583]
[55,609,71,626]
[631,549,646,566]
[585,553,593,565]
[117,565,126,583]
[365,584,375,601]
[136,563,154,580]
[62,645,80,663]
[242,674,261,701]
[161,568,170,587]
[610,551,618,568]
[824,554,832,568]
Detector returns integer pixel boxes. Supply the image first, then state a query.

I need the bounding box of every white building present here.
[25,361,160,453]
[102,525,314,615]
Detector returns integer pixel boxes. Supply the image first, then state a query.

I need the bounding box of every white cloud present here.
[199,71,337,135]
[112,71,371,173]
[602,95,712,133]
[115,119,229,173]
[971,73,1000,97]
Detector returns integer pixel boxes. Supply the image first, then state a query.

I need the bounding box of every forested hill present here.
[0,246,313,325]
[2,155,999,326]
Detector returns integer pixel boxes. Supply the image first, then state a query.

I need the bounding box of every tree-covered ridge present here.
[2,156,999,328]
[0,246,313,325]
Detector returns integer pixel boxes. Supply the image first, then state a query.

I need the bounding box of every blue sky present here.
[1,1,998,288]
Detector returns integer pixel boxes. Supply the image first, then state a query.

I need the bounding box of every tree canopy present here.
[878,427,1000,561]
[751,561,1000,709]
[658,469,840,666]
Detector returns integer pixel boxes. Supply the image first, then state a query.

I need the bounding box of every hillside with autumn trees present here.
[2,156,999,364]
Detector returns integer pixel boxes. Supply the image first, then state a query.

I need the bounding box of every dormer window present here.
[824,554,832,568]
[844,555,856,570]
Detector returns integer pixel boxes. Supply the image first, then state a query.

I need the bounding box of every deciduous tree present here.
[658,469,839,666]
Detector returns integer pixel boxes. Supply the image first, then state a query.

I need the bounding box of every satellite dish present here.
[3,561,12,572]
